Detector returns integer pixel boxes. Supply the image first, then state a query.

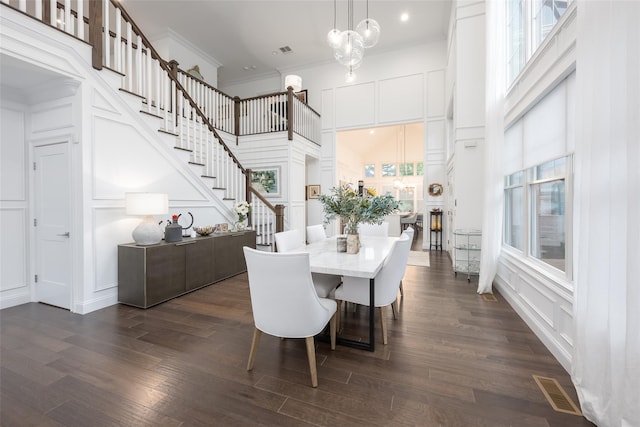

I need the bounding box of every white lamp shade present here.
[125,193,168,245]
[125,192,168,216]
[284,74,302,92]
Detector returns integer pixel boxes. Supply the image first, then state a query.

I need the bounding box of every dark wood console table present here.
[118,230,256,308]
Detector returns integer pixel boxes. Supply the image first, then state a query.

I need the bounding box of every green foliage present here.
[317,186,399,234]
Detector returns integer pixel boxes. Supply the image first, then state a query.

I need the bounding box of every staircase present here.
[1,0,315,249]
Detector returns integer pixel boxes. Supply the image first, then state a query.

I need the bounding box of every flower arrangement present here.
[317,185,398,235]
[234,201,252,223]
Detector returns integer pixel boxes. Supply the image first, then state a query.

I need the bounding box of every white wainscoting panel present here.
[426,120,445,151]
[0,208,28,292]
[31,102,73,134]
[1,108,26,201]
[93,207,137,292]
[427,70,445,118]
[92,116,207,201]
[321,89,334,130]
[335,82,375,129]
[378,74,424,123]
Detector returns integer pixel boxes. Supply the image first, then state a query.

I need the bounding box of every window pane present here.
[399,163,414,176]
[364,164,375,177]
[530,179,565,271]
[504,186,524,250]
[507,0,526,85]
[535,157,566,180]
[398,187,415,212]
[532,0,567,51]
[506,170,524,187]
[416,162,424,176]
[382,163,396,177]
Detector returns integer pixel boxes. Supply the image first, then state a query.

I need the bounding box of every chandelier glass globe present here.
[345,68,357,83]
[356,18,381,48]
[327,28,342,49]
[334,30,364,67]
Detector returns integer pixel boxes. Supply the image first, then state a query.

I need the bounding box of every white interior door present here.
[34,143,71,309]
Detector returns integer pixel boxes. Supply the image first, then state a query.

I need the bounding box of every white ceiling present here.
[120,0,452,86]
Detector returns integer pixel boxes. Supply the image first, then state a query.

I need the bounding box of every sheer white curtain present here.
[477,0,505,294]
[572,1,640,426]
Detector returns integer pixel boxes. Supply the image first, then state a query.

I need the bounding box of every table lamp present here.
[125,192,168,245]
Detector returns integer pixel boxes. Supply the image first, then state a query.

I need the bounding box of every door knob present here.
[57,232,70,237]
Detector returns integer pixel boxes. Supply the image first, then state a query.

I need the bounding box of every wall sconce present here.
[125,192,168,245]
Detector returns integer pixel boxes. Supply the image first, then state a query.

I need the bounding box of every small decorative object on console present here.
[194,226,214,236]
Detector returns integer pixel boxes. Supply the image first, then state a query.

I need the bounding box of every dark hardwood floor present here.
[1,232,594,426]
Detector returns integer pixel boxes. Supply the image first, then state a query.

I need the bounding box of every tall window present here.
[504,171,524,250]
[503,156,572,276]
[529,157,567,271]
[507,0,571,86]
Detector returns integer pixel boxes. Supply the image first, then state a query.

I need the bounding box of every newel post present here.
[286,86,294,141]
[89,0,104,70]
[245,169,252,227]
[234,96,241,141]
[168,60,179,120]
[275,204,285,233]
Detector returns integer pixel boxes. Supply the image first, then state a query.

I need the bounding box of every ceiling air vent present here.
[279,46,293,54]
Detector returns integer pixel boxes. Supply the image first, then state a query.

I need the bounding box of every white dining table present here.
[305,235,398,351]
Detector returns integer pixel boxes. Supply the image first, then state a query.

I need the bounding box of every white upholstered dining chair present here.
[243,247,336,388]
[357,222,389,237]
[274,229,342,298]
[306,224,327,244]
[334,232,412,344]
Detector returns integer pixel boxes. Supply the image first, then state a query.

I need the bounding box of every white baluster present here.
[50,0,56,25]
[64,0,71,34]
[18,0,26,12]
[126,23,133,91]
[76,0,83,39]
[35,0,42,20]
[103,1,110,67]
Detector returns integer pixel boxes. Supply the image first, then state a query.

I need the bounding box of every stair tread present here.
[201,175,216,179]
[174,147,192,152]
[188,161,205,166]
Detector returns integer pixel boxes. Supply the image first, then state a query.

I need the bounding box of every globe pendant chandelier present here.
[327,0,381,82]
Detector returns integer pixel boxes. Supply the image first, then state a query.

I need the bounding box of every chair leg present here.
[399,280,404,297]
[391,299,397,319]
[379,306,388,345]
[330,313,337,350]
[305,336,318,388]
[247,327,262,371]
[336,300,342,330]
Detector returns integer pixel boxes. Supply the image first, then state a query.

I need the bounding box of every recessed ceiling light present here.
[400,12,409,22]
[242,65,257,71]
[369,130,375,135]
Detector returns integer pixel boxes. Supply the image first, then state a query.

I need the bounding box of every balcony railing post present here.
[275,204,285,233]
[89,0,103,70]
[234,96,241,140]
[286,86,294,141]
[245,169,252,226]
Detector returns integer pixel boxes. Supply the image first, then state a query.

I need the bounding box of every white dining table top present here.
[304,236,398,279]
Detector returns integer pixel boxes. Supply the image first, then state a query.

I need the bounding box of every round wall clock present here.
[428,182,444,197]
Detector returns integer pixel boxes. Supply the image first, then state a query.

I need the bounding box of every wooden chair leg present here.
[336,300,342,330]
[379,306,388,345]
[305,336,318,387]
[330,312,337,350]
[391,299,398,319]
[399,280,404,297]
[247,327,262,370]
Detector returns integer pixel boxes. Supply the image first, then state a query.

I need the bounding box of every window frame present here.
[502,155,574,281]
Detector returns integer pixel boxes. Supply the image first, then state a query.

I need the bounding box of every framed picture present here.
[295,90,308,103]
[306,184,321,200]
[251,167,281,198]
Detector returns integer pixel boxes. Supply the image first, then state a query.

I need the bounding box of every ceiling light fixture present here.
[327,0,381,83]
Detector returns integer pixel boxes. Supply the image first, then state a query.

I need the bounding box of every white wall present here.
[151,29,221,88]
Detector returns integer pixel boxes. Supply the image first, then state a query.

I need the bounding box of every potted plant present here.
[317,185,398,253]
[233,201,252,231]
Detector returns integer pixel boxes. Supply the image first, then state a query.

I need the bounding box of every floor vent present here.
[482,294,498,302]
[533,375,582,416]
